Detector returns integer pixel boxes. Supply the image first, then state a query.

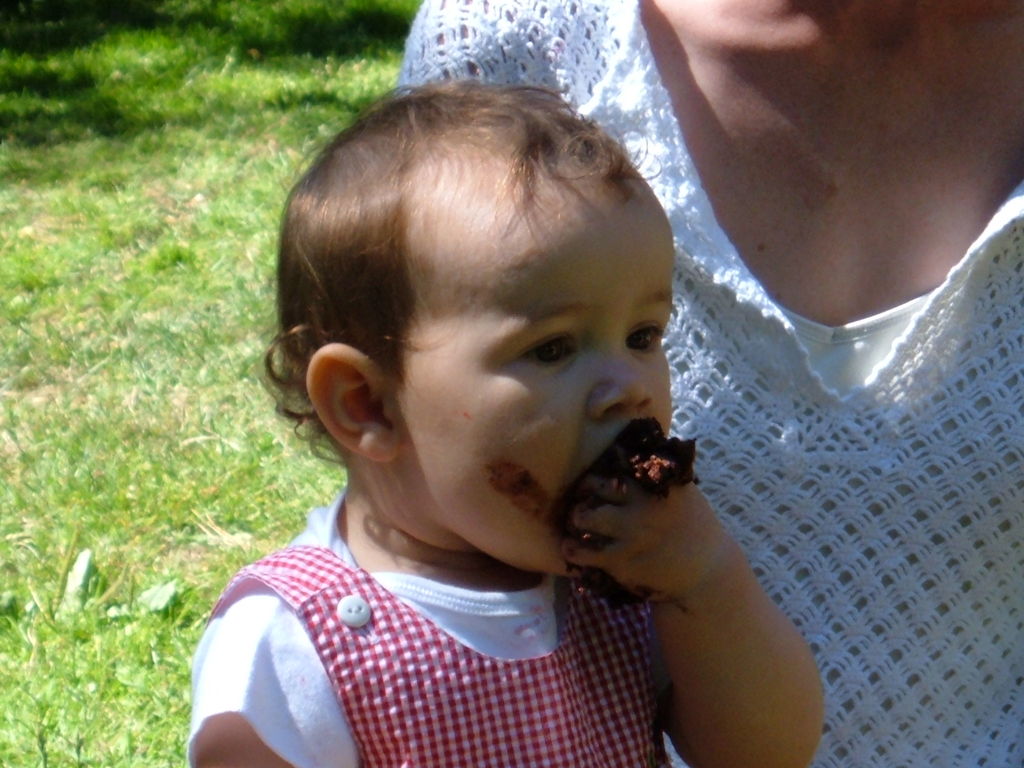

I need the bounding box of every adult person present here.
[400,2,1024,766]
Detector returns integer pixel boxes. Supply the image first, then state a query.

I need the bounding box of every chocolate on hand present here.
[561,418,697,605]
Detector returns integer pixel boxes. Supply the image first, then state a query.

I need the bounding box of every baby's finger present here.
[561,536,624,566]
[563,526,615,553]
[570,502,629,540]
[571,474,629,506]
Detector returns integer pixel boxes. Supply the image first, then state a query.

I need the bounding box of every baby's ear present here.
[306,343,400,462]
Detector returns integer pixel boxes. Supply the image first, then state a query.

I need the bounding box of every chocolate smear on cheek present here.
[486,461,553,521]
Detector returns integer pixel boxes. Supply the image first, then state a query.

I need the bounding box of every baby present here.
[189,81,823,768]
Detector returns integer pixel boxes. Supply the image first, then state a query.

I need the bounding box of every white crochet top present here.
[400,2,1024,766]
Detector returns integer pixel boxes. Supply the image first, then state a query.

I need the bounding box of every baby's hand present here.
[562,476,731,607]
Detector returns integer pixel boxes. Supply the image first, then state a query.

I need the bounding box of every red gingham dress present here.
[216,545,667,768]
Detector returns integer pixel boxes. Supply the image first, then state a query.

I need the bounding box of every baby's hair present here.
[265,80,642,456]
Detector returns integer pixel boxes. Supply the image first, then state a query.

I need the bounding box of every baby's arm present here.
[563,483,824,768]
[193,714,296,768]
[189,591,358,768]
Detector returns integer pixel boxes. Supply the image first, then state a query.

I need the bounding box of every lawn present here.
[0,1,419,764]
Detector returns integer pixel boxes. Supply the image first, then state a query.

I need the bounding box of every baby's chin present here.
[486,546,569,588]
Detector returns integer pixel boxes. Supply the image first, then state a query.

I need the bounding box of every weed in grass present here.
[2,1,418,764]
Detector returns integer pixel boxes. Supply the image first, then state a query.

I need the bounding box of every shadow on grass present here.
[1,0,415,56]
[1,0,164,52]
[1,0,418,145]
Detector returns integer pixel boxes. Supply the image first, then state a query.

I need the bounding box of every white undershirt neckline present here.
[781,292,931,395]
[304,495,560,659]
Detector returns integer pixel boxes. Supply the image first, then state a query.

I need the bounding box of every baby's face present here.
[390,178,675,579]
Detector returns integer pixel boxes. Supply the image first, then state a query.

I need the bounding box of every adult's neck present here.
[643,0,1024,324]
[662,0,1023,49]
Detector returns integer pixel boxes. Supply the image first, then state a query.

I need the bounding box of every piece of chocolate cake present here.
[561,417,697,604]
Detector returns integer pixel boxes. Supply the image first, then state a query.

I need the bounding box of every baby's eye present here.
[529,336,575,364]
[627,325,663,351]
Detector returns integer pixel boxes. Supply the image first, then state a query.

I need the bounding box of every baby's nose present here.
[586,361,652,420]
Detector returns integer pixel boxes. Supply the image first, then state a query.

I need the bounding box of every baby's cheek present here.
[485,460,557,524]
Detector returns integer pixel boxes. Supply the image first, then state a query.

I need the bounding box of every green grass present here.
[0,1,418,764]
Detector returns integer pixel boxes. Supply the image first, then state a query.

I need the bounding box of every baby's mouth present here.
[566,418,697,499]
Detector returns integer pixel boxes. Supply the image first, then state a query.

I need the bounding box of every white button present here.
[337,595,371,628]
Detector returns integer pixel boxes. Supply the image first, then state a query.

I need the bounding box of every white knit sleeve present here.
[189,590,359,768]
